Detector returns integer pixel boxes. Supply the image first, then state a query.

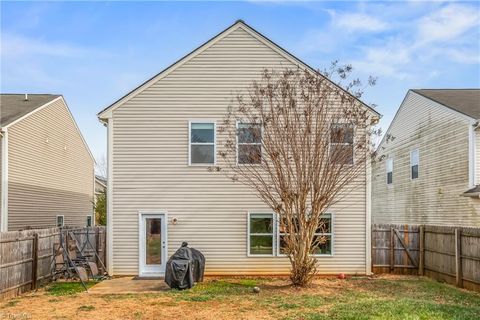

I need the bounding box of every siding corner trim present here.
[0,128,8,232]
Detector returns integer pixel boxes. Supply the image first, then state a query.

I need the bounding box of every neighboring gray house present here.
[0,94,95,230]
[98,20,380,277]
[372,89,480,226]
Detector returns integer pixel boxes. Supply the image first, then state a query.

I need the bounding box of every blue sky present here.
[2,1,479,163]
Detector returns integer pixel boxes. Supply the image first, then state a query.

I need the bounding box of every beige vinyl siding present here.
[110,26,368,275]
[0,136,2,226]
[372,91,480,226]
[476,129,480,185]
[7,99,94,230]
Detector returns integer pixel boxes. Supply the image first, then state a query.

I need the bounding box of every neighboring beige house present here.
[98,20,380,277]
[95,175,107,198]
[372,89,480,226]
[0,94,95,231]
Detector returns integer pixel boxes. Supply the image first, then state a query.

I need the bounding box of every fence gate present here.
[372,224,420,275]
[372,224,480,292]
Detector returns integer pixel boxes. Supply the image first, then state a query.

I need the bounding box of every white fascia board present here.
[376,90,414,152]
[59,96,96,163]
[3,96,63,129]
[377,90,476,152]
[4,96,95,163]
[97,22,243,120]
[238,24,380,119]
[97,21,380,120]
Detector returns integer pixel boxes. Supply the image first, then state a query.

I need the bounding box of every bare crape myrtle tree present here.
[217,64,379,286]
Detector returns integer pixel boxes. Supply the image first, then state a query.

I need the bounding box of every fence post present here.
[95,227,100,271]
[390,227,395,272]
[455,228,463,288]
[419,225,424,276]
[31,233,39,290]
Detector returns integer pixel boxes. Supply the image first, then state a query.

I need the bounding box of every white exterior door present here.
[139,213,167,276]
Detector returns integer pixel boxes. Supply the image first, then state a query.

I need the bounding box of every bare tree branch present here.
[217,66,378,286]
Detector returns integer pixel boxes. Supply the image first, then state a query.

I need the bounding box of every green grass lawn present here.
[44,281,98,296]
[163,277,480,319]
[2,276,479,319]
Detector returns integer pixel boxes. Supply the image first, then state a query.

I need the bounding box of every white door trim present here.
[138,211,168,277]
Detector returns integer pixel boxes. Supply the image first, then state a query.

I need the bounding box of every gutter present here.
[473,121,480,131]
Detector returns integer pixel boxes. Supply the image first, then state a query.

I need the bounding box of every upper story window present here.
[189,122,215,165]
[237,123,262,164]
[330,124,354,165]
[386,158,393,185]
[410,149,419,180]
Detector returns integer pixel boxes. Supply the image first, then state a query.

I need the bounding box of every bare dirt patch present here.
[1,276,479,320]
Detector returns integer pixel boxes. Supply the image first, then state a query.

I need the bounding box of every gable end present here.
[97,20,380,120]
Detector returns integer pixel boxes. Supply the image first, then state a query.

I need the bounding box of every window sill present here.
[247,254,275,257]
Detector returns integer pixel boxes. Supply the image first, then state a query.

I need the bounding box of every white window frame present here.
[188,120,216,166]
[277,213,334,257]
[246,211,335,258]
[329,123,355,166]
[247,211,276,257]
[56,215,64,227]
[236,121,262,165]
[311,213,334,257]
[86,215,93,227]
[386,158,394,185]
[410,148,419,180]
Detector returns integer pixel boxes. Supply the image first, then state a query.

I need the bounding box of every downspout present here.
[1,128,8,232]
[365,116,378,276]
[473,121,479,186]
[102,117,114,276]
[468,121,478,188]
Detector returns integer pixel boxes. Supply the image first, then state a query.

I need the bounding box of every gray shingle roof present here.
[412,89,480,119]
[462,185,480,198]
[0,94,61,127]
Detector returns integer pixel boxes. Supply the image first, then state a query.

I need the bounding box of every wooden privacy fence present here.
[0,226,106,299]
[372,224,480,292]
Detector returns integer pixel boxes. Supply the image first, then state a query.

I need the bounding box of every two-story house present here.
[1,94,95,231]
[98,20,380,277]
[372,89,480,226]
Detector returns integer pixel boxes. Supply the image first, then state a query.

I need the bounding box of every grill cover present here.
[164,242,205,290]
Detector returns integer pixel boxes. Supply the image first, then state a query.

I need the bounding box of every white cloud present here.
[442,48,480,64]
[303,2,480,82]
[352,41,412,80]
[1,33,109,58]
[295,9,390,54]
[334,12,389,32]
[417,4,480,44]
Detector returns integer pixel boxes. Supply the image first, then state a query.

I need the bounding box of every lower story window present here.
[279,214,332,255]
[311,214,332,255]
[86,215,93,227]
[248,213,274,255]
[56,215,64,227]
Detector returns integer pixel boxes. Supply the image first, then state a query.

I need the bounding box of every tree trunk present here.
[289,255,316,286]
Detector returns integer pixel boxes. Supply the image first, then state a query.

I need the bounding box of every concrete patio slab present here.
[88,276,170,294]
